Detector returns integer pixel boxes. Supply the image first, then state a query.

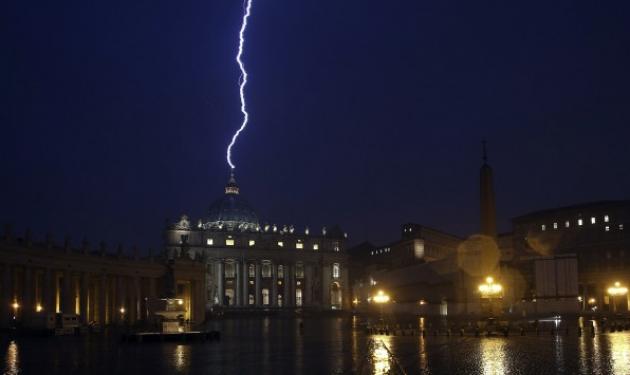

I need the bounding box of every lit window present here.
[333,241,340,252]
[262,289,270,305]
[248,264,255,278]
[370,250,373,255]
[409,228,412,232]
[578,219,583,226]
[277,241,284,247]
[248,294,254,305]
[332,263,340,279]
[591,217,596,224]
[605,226,610,232]
[225,239,235,246]
[620,224,625,231]
[565,221,570,228]
[296,242,303,249]
[207,238,214,246]
[313,244,319,251]
[604,215,610,223]
[553,222,558,229]
[249,240,255,247]
[295,289,303,307]
[541,224,546,231]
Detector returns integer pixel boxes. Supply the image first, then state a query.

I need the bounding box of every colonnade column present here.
[99,275,107,325]
[23,267,34,321]
[42,268,54,314]
[305,264,313,306]
[62,270,73,314]
[255,262,262,306]
[80,273,89,322]
[217,261,224,306]
[1,265,12,327]
[271,264,278,307]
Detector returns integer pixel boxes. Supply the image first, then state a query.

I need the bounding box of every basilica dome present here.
[204,172,260,232]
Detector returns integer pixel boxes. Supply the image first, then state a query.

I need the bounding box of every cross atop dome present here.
[225,170,240,195]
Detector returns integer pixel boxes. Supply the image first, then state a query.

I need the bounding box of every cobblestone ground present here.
[1,316,630,374]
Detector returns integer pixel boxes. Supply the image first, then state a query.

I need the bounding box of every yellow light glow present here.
[120,307,125,314]
[478,276,503,298]
[608,281,628,296]
[588,298,596,304]
[11,302,19,310]
[372,290,390,304]
[419,299,426,305]
[36,304,43,312]
[352,298,359,305]
[177,299,184,305]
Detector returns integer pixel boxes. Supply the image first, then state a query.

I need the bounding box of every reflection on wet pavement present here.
[1,317,630,374]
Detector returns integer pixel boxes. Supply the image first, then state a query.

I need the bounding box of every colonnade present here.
[0,263,162,328]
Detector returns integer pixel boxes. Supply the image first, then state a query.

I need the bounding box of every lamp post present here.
[607,281,628,313]
[478,276,503,317]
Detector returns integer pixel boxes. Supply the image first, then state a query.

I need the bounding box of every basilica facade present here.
[165,173,350,311]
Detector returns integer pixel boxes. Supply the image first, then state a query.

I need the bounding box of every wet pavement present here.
[2,316,630,374]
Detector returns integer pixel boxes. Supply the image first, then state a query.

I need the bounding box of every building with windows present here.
[512,200,630,312]
[165,172,350,311]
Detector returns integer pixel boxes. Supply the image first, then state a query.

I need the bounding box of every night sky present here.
[3,1,630,252]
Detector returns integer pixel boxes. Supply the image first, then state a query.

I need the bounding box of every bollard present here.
[577,327,582,337]
[460,328,465,337]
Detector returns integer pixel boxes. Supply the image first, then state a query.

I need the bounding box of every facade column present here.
[241,261,248,306]
[305,264,313,306]
[283,264,291,307]
[271,263,278,307]
[217,261,224,306]
[255,262,262,306]
[290,264,296,306]
[235,260,242,307]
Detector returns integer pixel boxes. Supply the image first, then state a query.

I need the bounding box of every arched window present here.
[295,263,304,279]
[295,289,303,307]
[332,263,340,279]
[262,262,271,278]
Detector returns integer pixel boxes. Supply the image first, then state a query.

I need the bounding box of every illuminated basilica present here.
[165,172,350,311]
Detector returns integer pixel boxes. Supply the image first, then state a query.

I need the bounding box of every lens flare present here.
[226,0,253,170]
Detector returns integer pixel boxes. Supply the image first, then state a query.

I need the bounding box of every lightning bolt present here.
[226,0,253,170]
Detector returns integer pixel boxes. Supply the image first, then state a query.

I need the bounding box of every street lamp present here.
[478,276,503,316]
[11,301,19,320]
[607,281,628,313]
